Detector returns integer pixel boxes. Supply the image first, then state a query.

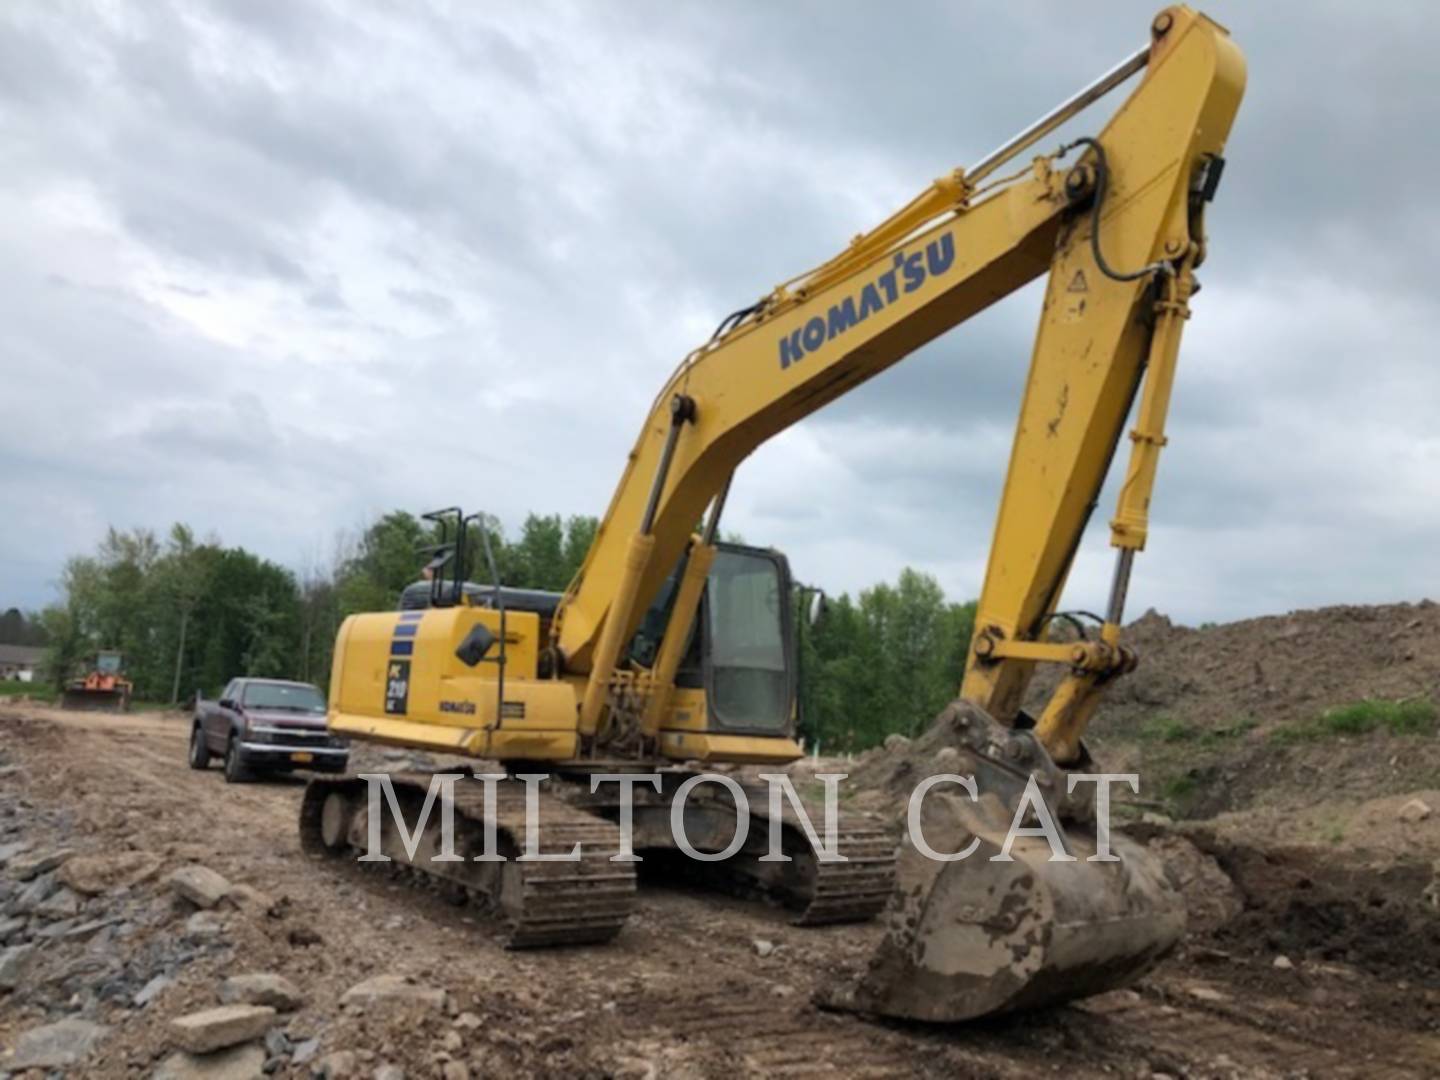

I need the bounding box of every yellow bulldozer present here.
[60,649,133,713]
[300,6,1244,1021]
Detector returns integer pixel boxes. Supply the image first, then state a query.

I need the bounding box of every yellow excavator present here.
[301,6,1244,1021]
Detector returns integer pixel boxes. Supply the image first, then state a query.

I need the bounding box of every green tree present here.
[0,608,47,646]
[192,548,302,693]
[154,524,208,704]
[799,568,974,752]
[511,514,568,590]
[561,516,599,584]
[337,511,429,615]
[38,601,84,691]
[297,557,341,686]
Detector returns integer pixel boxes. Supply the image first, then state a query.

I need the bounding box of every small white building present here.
[0,645,45,683]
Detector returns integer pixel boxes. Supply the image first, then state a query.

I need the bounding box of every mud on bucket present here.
[830,705,1185,1022]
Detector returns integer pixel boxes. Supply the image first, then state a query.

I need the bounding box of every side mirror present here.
[804,590,828,628]
[219,698,235,710]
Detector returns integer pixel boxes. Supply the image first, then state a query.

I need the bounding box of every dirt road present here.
[2,702,1438,1077]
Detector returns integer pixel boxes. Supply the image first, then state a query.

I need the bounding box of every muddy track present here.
[2,703,1438,1077]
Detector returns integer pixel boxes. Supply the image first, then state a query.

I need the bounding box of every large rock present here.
[152,1042,267,1080]
[32,916,79,940]
[0,943,35,990]
[61,916,118,941]
[9,870,58,914]
[221,883,277,917]
[0,914,26,943]
[340,974,446,1011]
[184,910,226,941]
[169,1004,277,1054]
[167,865,232,909]
[135,973,173,1007]
[314,1050,358,1078]
[7,848,74,882]
[1398,797,1432,824]
[59,850,162,895]
[35,885,81,919]
[7,1017,108,1069]
[0,840,31,867]
[219,972,304,1012]
[291,1037,321,1066]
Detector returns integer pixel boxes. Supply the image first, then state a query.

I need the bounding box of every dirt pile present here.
[842,716,977,815]
[824,598,1440,822]
[1054,599,1440,737]
[1193,833,1440,983]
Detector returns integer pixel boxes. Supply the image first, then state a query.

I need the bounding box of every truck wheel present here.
[188,724,210,770]
[223,735,251,784]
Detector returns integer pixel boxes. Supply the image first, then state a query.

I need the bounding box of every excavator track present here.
[735,785,897,927]
[615,779,897,926]
[300,772,637,948]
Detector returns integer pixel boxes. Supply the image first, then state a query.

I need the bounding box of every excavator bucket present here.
[830,703,1183,1021]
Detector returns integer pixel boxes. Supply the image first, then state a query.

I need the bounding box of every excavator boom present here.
[554,7,1244,770]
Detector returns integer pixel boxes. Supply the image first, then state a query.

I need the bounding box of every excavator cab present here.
[631,543,796,737]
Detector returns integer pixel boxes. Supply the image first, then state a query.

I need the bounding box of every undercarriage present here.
[299,768,898,948]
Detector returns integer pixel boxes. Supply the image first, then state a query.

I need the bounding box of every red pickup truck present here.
[189,677,350,783]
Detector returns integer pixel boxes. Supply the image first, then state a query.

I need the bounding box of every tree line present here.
[796,571,975,753]
[30,512,598,705]
[0,608,48,647]
[19,512,974,750]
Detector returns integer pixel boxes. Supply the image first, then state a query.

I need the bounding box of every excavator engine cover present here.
[835,702,1183,1021]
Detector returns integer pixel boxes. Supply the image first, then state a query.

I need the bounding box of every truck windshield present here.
[706,550,791,732]
[242,683,326,713]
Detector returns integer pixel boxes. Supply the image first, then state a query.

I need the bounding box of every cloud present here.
[1,0,1436,631]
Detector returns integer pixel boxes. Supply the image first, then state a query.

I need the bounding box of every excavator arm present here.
[555,6,1245,767]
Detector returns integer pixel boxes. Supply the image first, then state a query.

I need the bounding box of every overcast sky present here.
[2,1,1436,625]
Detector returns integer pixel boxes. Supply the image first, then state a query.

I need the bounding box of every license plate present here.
[290,752,314,764]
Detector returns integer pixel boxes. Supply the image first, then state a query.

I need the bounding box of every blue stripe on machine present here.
[393,623,419,638]
[390,640,414,657]
[398,611,424,623]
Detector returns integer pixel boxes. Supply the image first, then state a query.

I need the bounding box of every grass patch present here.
[1139,716,1197,743]
[1162,774,1196,800]
[1269,697,1438,745]
[1158,774,1198,814]
[1152,772,1201,819]
[1139,713,1257,748]
[0,680,169,712]
[1267,723,1321,746]
[1197,713,1258,749]
[0,680,55,702]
